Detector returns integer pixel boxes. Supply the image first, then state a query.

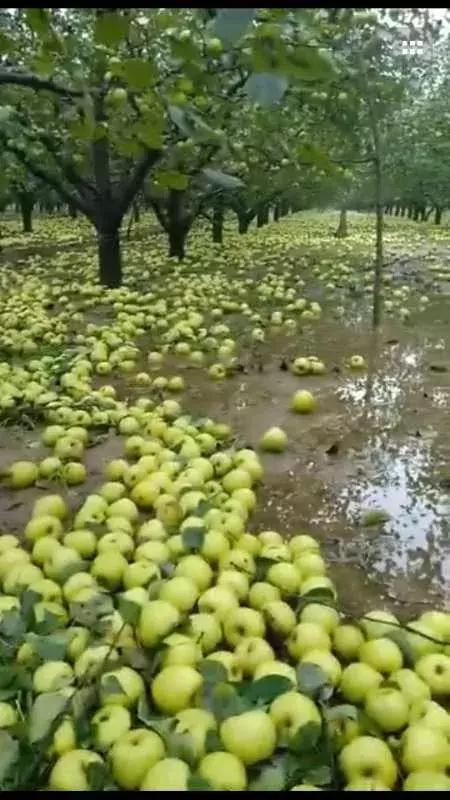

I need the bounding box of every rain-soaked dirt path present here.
[1,212,449,618]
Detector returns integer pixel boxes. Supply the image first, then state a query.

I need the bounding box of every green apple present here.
[291,784,323,791]
[259,426,288,453]
[301,649,342,686]
[0,701,17,728]
[389,668,431,704]
[110,728,166,789]
[99,666,145,708]
[234,636,274,676]
[138,600,180,648]
[199,751,247,790]
[289,534,320,558]
[0,534,19,554]
[222,467,252,493]
[49,717,76,756]
[359,637,403,674]
[49,749,104,790]
[201,529,230,563]
[220,709,276,765]
[406,620,443,660]
[217,569,249,600]
[162,633,202,667]
[288,622,331,660]
[360,610,399,640]
[204,650,243,681]
[267,562,300,595]
[365,687,409,732]
[151,665,202,714]
[123,560,161,590]
[333,624,365,661]
[174,708,216,760]
[159,576,199,612]
[25,514,63,543]
[295,553,326,579]
[0,548,30,579]
[409,699,450,737]
[33,494,68,520]
[65,626,90,661]
[270,690,321,742]
[401,724,449,773]
[415,653,450,697]
[403,771,450,790]
[340,663,383,704]
[98,531,134,558]
[263,600,296,637]
[62,571,98,602]
[254,659,297,684]
[220,548,256,576]
[141,757,190,790]
[92,705,131,751]
[74,645,119,680]
[174,554,213,591]
[186,613,222,654]
[4,562,43,595]
[290,390,317,414]
[63,529,97,559]
[300,603,340,633]
[419,611,450,642]
[198,585,239,620]
[248,582,281,610]
[224,607,265,647]
[33,660,74,693]
[339,736,397,789]
[135,540,170,565]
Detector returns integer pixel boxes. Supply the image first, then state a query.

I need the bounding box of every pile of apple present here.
[0,401,449,790]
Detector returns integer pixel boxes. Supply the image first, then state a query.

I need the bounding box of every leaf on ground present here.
[297,664,329,698]
[28,691,67,743]
[240,675,294,705]
[26,632,67,661]
[360,508,391,527]
[182,526,205,551]
[117,597,141,627]
[100,675,123,697]
[304,764,332,787]
[200,681,250,721]
[198,660,228,684]
[188,775,212,791]
[0,731,19,784]
[249,760,287,791]
[385,629,415,667]
[0,611,26,643]
[325,704,358,722]
[288,722,322,755]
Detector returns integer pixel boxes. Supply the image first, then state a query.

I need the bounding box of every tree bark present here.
[400,206,406,217]
[334,207,348,238]
[372,153,384,329]
[279,198,290,217]
[256,203,269,227]
[434,206,442,225]
[168,226,186,259]
[68,202,77,219]
[212,200,224,243]
[97,227,122,288]
[407,206,413,218]
[273,203,280,222]
[133,203,140,223]
[238,213,250,234]
[19,194,34,233]
[394,204,400,216]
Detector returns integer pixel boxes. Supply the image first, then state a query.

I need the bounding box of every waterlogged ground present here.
[0,210,449,617]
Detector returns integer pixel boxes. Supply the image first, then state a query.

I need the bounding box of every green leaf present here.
[297,143,331,168]
[288,721,322,755]
[249,760,286,791]
[297,664,329,698]
[118,597,141,627]
[241,675,294,705]
[0,32,13,54]
[86,761,113,791]
[122,58,156,91]
[246,73,288,107]
[325,704,358,722]
[361,508,391,526]
[202,169,243,189]
[25,8,51,37]
[300,586,335,602]
[187,775,212,791]
[94,12,129,47]
[200,681,250,721]
[181,526,205,551]
[198,660,228,684]
[288,46,335,82]
[137,692,154,726]
[0,731,19,784]
[30,51,55,77]
[26,632,67,661]
[168,105,192,137]
[385,629,414,667]
[33,607,64,635]
[28,691,67,744]
[213,8,256,45]
[21,590,41,627]
[0,666,20,690]
[0,610,26,642]
[166,729,197,767]
[155,170,189,191]
[71,686,97,721]
[69,593,114,627]
[304,764,332,787]
[204,728,222,753]
[100,675,123,697]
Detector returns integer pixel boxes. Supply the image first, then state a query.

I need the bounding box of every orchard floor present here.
[1,210,449,618]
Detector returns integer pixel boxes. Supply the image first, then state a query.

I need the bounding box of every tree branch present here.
[0,136,93,217]
[37,133,98,198]
[116,148,161,220]
[0,68,82,97]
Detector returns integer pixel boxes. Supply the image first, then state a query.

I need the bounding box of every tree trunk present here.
[273,203,280,222]
[372,155,384,329]
[212,200,224,244]
[97,227,122,288]
[400,206,406,217]
[133,203,140,223]
[68,203,77,219]
[419,206,426,221]
[19,194,34,233]
[279,199,290,217]
[168,226,186,259]
[394,205,400,216]
[407,206,413,218]
[256,204,269,227]
[412,205,419,221]
[434,206,442,225]
[334,207,348,238]
[238,213,250,234]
